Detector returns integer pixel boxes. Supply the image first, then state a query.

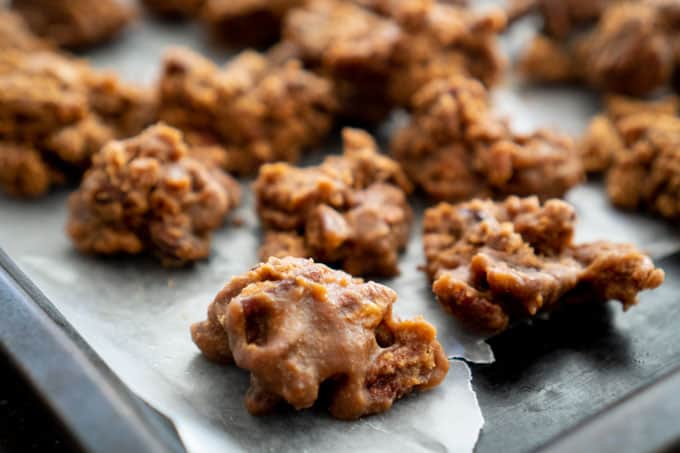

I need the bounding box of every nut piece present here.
[158,47,336,175]
[0,50,155,198]
[67,124,241,267]
[391,76,583,201]
[11,0,134,49]
[424,196,665,332]
[191,256,449,419]
[282,0,506,121]
[255,128,413,277]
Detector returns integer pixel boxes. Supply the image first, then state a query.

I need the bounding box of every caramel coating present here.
[201,0,305,46]
[0,50,155,198]
[577,2,675,96]
[517,35,577,84]
[580,114,624,174]
[141,0,205,17]
[518,1,679,96]
[606,95,680,119]
[424,196,665,332]
[258,231,310,262]
[158,47,336,175]
[11,0,134,49]
[255,128,413,277]
[67,124,241,267]
[508,0,615,38]
[579,94,680,220]
[191,256,449,419]
[0,142,54,199]
[391,76,583,202]
[85,71,158,139]
[581,95,679,173]
[141,0,303,44]
[0,51,87,197]
[607,113,680,220]
[0,52,88,141]
[0,10,52,52]
[282,0,506,122]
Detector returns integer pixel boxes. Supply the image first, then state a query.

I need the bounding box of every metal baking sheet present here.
[2,6,680,453]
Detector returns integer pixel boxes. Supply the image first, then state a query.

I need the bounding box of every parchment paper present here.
[0,189,485,453]
[1,14,489,453]
[2,7,679,453]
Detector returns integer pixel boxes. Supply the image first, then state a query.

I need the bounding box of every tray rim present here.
[0,248,187,453]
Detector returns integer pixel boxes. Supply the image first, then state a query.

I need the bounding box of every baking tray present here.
[2,249,680,453]
[0,248,186,453]
[2,6,680,453]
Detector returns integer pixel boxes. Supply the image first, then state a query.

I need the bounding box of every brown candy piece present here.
[580,95,679,174]
[0,10,53,52]
[517,35,577,84]
[508,0,615,38]
[11,0,134,49]
[0,142,54,199]
[424,196,664,332]
[67,124,241,267]
[201,0,305,46]
[577,2,675,96]
[578,94,680,220]
[607,114,680,219]
[158,47,336,175]
[517,1,679,97]
[282,0,506,122]
[255,128,413,277]
[141,0,205,17]
[191,256,449,419]
[391,76,583,202]
[0,50,154,198]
